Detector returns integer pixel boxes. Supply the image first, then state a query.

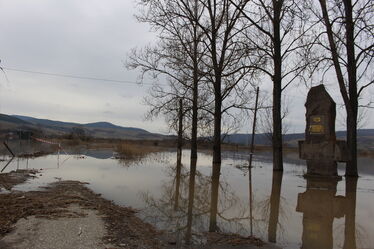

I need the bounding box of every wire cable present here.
[2,66,155,86]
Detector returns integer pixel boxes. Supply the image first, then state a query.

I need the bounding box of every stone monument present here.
[299,84,349,177]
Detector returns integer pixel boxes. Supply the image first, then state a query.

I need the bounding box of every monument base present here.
[299,140,350,162]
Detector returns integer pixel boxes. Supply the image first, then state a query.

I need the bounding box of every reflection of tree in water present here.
[333,178,367,249]
[140,162,252,245]
[335,221,366,249]
[236,164,287,242]
[255,171,288,243]
[140,163,206,244]
[214,175,252,235]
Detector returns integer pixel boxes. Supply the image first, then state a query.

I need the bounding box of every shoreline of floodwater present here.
[0,170,279,249]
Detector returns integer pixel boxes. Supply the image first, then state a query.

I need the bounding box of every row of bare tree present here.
[127,0,373,232]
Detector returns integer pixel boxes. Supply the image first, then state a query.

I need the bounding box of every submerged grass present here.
[115,142,162,160]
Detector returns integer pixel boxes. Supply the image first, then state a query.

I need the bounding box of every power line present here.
[0,67,315,100]
[2,67,156,86]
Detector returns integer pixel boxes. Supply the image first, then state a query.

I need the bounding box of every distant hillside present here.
[0,114,31,125]
[0,114,163,140]
[83,121,148,133]
[2,113,373,149]
[224,129,374,150]
[84,122,120,129]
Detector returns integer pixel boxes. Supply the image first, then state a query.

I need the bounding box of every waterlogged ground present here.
[1,149,373,249]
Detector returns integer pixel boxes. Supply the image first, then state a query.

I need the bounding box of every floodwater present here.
[1,149,374,249]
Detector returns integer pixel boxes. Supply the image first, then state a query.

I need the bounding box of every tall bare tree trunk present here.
[186,0,200,241]
[185,51,199,243]
[318,0,359,177]
[346,112,358,176]
[344,0,358,177]
[174,99,183,210]
[209,80,222,232]
[272,0,283,171]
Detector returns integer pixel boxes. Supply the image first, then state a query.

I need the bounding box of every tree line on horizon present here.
[126,0,373,233]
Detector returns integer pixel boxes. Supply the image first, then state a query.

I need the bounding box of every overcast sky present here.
[0,0,373,134]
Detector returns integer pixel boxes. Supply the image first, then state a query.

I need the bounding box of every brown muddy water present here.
[0,149,373,249]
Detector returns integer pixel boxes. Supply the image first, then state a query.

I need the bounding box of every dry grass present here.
[115,142,163,160]
[358,149,374,157]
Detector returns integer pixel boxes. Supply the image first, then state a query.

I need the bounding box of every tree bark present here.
[318,0,359,176]
[344,0,358,177]
[174,99,183,210]
[186,0,200,241]
[272,0,284,171]
[346,112,358,176]
[209,78,222,232]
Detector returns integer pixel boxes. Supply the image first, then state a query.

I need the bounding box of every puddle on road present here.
[0,149,373,249]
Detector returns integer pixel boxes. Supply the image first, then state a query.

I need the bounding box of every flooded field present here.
[1,149,373,249]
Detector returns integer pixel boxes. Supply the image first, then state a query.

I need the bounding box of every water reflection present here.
[174,149,182,210]
[186,157,197,243]
[248,164,253,236]
[1,149,373,248]
[268,171,283,243]
[209,162,221,232]
[296,178,358,249]
[141,162,210,245]
[141,156,250,245]
[237,161,287,242]
[343,178,358,249]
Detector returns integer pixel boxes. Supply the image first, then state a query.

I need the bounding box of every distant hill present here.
[224,129,374,150]
[2,113,373,149]
[84,122,121,129]
[0,114,163,140]
[0,114,31,125]
[83,121,147,133]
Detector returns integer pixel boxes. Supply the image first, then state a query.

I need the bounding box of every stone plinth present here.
[299,140,350,162]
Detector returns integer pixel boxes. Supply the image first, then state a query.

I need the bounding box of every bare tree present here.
[128,0,208,241]
[128,0,207,147]
[232,0,311,171]
[306,0,374,176]
[258,92,291,144]
[131,0,260,233]
[193,0,260,232]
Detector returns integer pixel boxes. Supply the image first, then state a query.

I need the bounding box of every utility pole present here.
[249,87,260,168]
